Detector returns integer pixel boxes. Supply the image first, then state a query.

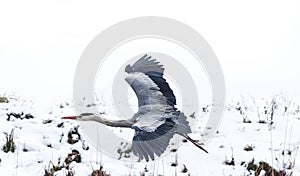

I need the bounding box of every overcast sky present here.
[1,0,300,109]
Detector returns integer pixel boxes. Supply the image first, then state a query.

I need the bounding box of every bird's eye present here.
[80,113,93,116]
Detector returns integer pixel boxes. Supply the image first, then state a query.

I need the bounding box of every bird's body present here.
[62,54,207,161]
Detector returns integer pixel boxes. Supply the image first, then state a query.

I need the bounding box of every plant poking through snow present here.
[224,147,235,166]
[244,144,255,152]
[279,146,299,174]
[66,126,89,150]
[245,159,288,176]
[65,150,81,166]
[6,112,34,121]
[44,150,81,176]
[117,142,132,160]
[91,166,110,176]
[235,98,252,123]
[2,128,16,153]
[67,126,81,144]
[0,95,9,103]
[181,164,188,173]
[44,159,64,176]
[23,142,28,152]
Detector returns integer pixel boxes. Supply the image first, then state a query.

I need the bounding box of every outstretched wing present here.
[132,118,176,161]
[125,54,189,161]
[125,54,176,107]
[131,111,192,161]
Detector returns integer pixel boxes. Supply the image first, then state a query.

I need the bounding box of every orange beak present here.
[61,116,77,120]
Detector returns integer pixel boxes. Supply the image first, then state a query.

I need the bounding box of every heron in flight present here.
[62,54,208,161]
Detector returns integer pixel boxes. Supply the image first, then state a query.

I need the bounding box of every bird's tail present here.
[176,112,192,134]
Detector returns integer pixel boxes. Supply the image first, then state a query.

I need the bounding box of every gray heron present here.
[62,54,208,161]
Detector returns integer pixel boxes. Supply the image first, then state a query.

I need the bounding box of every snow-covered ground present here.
[1,1,300,175]
[0,95,299,175]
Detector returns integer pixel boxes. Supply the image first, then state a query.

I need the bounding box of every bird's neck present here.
[79,114,135,128]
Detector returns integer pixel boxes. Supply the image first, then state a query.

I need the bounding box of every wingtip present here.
[125,64,133,73]
[140,54,148,60]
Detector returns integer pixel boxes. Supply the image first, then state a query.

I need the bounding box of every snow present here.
[0,95,299,175]
[1,1,300,175]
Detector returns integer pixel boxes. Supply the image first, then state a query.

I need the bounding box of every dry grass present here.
[44,150,82,176]
[0,96,9,103]
[91,166,110,176]
[246,159,289,176]
[2,128,16,153]
[243,144,255,152]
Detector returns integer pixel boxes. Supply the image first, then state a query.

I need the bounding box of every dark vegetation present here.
[2,128,16,153]
[245,159,289,176]
[6,112,34,121]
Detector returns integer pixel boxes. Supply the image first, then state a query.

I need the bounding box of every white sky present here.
[1,0,300,109]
